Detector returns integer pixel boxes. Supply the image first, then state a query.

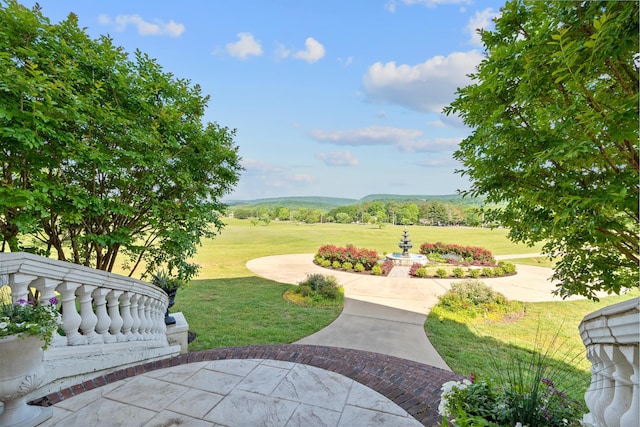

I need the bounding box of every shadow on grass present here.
[170,276,343,352]
[425,312,591,403]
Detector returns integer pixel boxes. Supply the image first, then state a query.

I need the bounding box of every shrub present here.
[493,266,505,277]
[414,267,427,278]
[482,267,495,277]
[342,261,353,271]
[435,280,524,319]
[500,261,517,275]
[321,259,331,267]
[354,262,365,272]
[371,264,382,275]
[332,260,341,269]
[380,259,394,275]
[409,262,423,276]
[436,268,448,278]
[468,268,481,279]
[420,242,495,265]
[297,274,341,300]
[452,267,465,278]
[315,244,379,270]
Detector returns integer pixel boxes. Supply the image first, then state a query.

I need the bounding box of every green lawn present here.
[191,218,545,279]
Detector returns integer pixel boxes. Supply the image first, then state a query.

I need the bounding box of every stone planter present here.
[0,335,52,427]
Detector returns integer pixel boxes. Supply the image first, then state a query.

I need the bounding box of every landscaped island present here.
[314,242,517,279]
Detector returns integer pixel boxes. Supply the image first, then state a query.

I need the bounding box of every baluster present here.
[107,290,125,342]
[154,298,167,339]
[7,273,36,303]
[137,295,149,340]
[584,345,601,427]
[619,346,639,427]
[77,285,102,344]
[129,294,141,340]
[119,292,134,341]
[592,345,616,426]
[604,346,634,427]
[30,277,66,347]
[92,288,115,343]
[58,281,86,345]
[144,297,155,339]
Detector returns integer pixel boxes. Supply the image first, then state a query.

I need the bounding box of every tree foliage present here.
[0,1,242,281]
[445,0,638,299]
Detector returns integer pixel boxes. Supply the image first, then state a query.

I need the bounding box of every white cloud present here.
[386,0,472,12]
[466,8,499,46]
[293,37,325,63]
[315,151,359,167]
[240,159,314,193]
[396,137,461,153]
[309,126,460,154]
[275,43,292,60]
[98,14,184,37]
[309,126,422,146]
[362,50,483,113]
[226,33,263,59]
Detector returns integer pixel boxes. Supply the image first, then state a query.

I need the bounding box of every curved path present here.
[247,253,567,370]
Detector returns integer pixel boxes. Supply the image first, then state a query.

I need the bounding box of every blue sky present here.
[19,0,503,201]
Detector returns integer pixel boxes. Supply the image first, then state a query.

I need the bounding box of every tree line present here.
[231,199,494,227]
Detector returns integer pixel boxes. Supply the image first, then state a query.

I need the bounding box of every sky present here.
[18,0,505,201]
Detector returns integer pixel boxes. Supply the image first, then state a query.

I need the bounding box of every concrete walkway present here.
[35,252,560,426]
[246,253,568,370]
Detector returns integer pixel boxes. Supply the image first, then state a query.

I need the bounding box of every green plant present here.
[436,268,448,278]
[1,297,59,349]
[493,267,505,276]
[438,330,586,427]
[468,268,481,279]
[151,268,187,293]
[296,274,343,301]
[354,262,365,272]
[371,264,382,275]
[452,267,465,278]
[500,262,517,275]
[414,267,427,278]
[332,260,341,269]
[342,261,353,271]
[436,280,523,319]
[482,267,495,277]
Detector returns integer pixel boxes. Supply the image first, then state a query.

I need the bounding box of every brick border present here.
[32,344,463,426]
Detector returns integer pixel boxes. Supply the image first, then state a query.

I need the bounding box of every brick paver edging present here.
[32,344,464,426]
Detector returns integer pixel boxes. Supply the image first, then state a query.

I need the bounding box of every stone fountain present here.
[386,228,428,266]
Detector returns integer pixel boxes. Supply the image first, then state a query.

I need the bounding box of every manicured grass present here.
[171,276,342,351]
[192,218,545,279]
[425,288,640,402]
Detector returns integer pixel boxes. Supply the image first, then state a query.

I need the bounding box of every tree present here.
[0,1,242,281]
[445,0,638,299]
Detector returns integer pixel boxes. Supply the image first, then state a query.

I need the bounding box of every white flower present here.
[0,321,7,330]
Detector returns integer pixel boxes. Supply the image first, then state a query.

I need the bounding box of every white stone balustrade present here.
[0,252,182,400]
[580,297,639,427]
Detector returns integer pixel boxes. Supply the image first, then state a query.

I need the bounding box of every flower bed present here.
[409,261,517,279]
[314,244,392,276]
[420,242,496,266]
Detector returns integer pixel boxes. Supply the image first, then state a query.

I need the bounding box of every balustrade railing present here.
[580,297,639,427]
[0,252,169,347]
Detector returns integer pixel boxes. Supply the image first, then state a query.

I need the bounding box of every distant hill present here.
[226,196,357,210]
[226,194,485,209]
